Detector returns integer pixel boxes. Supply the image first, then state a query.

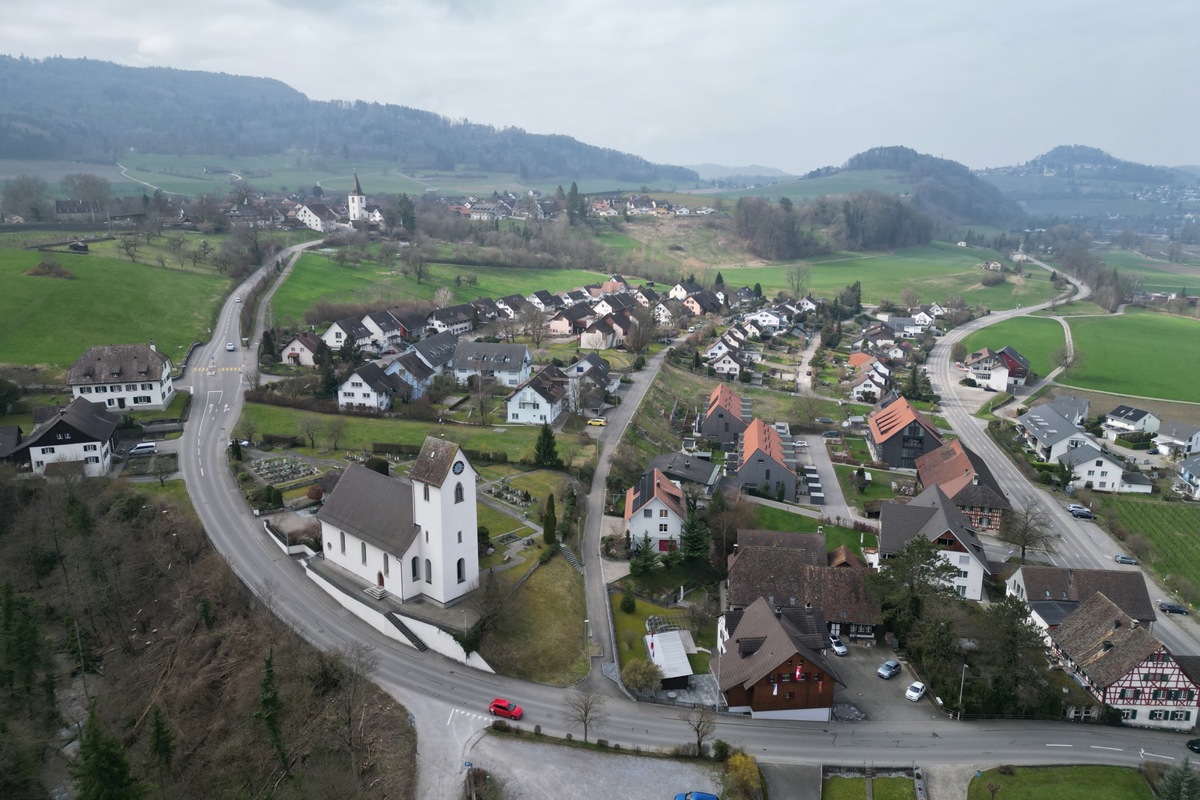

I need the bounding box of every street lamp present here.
[583,618,589,658]
[958,662,969,721]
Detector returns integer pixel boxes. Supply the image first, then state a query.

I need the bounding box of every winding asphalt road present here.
[175,252,1200,797]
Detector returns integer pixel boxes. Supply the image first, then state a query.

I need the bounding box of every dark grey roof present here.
[646,452,721,488]
[453,342,530,370]
[714,597,843,692]
[1158,420,1200,441]
[470,298,502,318]
[388,308,430,334]
[429,303,474,325]
[0,425,22,458]
[318,464,418,556]
[1029,599,1079,627]
[998,345,1031,371]
[1018,406,1086,448]
[1057,444,1113,469]
[334,316,372,341]
[1122,471,1154,487]
[513,365,568,404]
[1017,566,1156,624]
[1045,394,1089,424]
[1108,405,1152,423]
[7,398,119,459]
[67,344,170,385]
[349,362,407,397]
[409,436,460,487]
[878,485,989,570]
[393,351,433,382]
[411,331,458,369]
[366,310,400,333]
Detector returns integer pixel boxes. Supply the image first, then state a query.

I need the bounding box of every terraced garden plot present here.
[1096,497,1200,592]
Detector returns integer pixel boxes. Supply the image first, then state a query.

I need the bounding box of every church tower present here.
[409,437,480,607]
[348,172,367,223]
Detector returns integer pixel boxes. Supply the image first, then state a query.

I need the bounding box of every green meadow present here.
[0,248,228,369]
[1095,248,1200,294]
[1060,307,1200,402]
[959,317,1066,376]
[268,251,610,327]
[692,242,1057,310]
[717,169,912,201]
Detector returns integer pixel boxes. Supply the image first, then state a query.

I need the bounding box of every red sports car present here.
[489,698,523,720]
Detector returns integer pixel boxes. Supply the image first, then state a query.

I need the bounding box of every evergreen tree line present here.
[734,190,935,256]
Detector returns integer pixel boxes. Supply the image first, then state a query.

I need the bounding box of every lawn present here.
[0,248,229,369]
[1031,300,1111,317]
[967,765,1152,800]
[1093,496,1200,598]
[239,403,593,465]
[873,777,917,800]
[504,469,573,504]
[268,249,609,327]
[478,556,589,685]
[697,242,1057,310]
[958,316,1066,377]
[612,595,671,669]
[750,504,875,553]
[1061,307,1200,402]
[834,464,904,508]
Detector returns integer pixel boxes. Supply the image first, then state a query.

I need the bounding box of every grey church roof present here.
[318,464,418,557]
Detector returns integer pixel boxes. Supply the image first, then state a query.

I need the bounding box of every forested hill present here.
[838,146,1026,227]
[1018,145,1179,184]
[0,55,698,183]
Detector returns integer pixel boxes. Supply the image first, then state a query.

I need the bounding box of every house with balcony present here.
[337,363,408,412]
[1103,405,1161,441]
[451,342,531,388]
[1155,421,1200,458]
[506,365,568,425]
[866,396,943,469]
[1016,406,1092,462]
[1175,454,1200,500]
[1058,445,1153,494]
[427,304,475,336]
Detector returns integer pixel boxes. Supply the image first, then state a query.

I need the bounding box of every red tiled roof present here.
[867,396,942,445]
[741,418,793,474]
[708,382,743,419]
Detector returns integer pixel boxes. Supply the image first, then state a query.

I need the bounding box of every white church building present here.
[317,436,480,608]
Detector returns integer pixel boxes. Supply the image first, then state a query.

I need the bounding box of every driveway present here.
[831,645,949,724]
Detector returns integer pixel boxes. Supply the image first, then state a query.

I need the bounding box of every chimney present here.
[149,338,156,352]
[972,475,979,486]
[1132,619,1140,629]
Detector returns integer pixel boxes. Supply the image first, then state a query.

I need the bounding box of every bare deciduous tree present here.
[680,708,717,757]
[519,307,546,348]
[999,505,1058,561]
[564,687,608,743]
[787,264,810,298]
[1051,345,1083,377]
[298,415,321,449]
[325,415,347,450]
[625,305,658,354]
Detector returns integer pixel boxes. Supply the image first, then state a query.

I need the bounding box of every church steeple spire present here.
[351,171,363,196]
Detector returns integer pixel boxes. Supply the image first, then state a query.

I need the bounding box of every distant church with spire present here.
[348,172,368,224]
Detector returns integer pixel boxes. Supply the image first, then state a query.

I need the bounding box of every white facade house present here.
[451,342,531,387]
[337,363,407,412]
[295,202,340,233]
[743,308,785,330]
[321,317,373,352]
[1,397,120,478]
[1059,445,1153,494]
[281,333,322,367]
[67,343,175,411]
[506,365,568,425]
[624,469,687,552]
[1155,422,1200,459]
[317,437,480,608]
[879,486,990,601]
[1104,405,1162,440]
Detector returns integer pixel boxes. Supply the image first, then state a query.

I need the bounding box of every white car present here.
[1066,503,1088,514]
[795,440,809,448]
[905,681,927,702]
[225,342,236,351]
[829,635,848,656]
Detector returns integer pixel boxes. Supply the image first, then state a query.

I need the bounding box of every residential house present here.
[388,308,433,341]
[634,286,660,307]
[321,317,373,353]
[713,597,843,720]
[363,310,403,349]
[878,485,990,600]
[1104,405,1161,441]
[548,303,595,336]
[727,530,880,642]
[695,383,748,445]
[384,351,435,400]
[1015,406,1091,463]
[54,200,103,223]
[652,301,684,328]
[854,323,897,351]
[624,469,688,552]
[965,346,1032,390]
[846,370,890,404]
[737,419,797,501]
[451,342,532,388]
[316,437,479,608]
[469,298,502,324]
[495,294,531,318]
[879,315,926,339]
[1049,593,1200,730]
[915,441,1011,531]
[709,352,747,380]
[1154,421,1200,458]
[705,336,743,362]
[1007,566,1156,634]
[1044,394,1090,426]
[0,398,119,477]
[580,317,616,350]
[684,290,723,317]
[668,281,704,301]
[743,308,785,330]
[600,274,630,294]
[337,362,408,412]
[560,289,590,307]
[645,453,722,496]
[294,202,340,233]
[1177,455,1200,500]
[409,331,458,374]
[281,333,323,367]
[67,342,175,411]
[1058,445,1153,494]
[591,293,637,317]
[506,365,568,425]
[526,290,562,313]
[866,396,944,469]
[427,304,475,336]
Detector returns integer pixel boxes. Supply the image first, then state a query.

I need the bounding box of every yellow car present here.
[587,418,607,427]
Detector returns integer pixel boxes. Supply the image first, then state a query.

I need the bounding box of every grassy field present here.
[504,469,573,504]
[958,316,1066,376]
[269,250,610,327]
[717,169,912,201]
[1030,299,1111,317]
[1094,496,1200,599]
[967,765,1153,800]
[239,402,596,465]
[0,248,229,369]
[478,556,589,685]
[1061,308,1200,402]
[750,504,876,553]
[693,242,1057,310]
[1093,248,1200,294]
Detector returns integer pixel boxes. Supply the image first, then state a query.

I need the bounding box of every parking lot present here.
[830,642,950,723]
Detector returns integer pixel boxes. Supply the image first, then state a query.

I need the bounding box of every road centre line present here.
[1045,743,1073,747]
[1090,745,1123,751]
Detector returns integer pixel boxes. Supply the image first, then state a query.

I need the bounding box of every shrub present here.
[997,764,1016,776]
[491,719,510,732]
[712,739,731,762]
[620,590,636,614]
[538,545,558,564]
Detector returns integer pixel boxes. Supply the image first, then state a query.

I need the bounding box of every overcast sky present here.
[5,1,1198,173]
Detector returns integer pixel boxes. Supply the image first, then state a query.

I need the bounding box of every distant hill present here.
[0,55,697,184]
[687,163,793,181]
[978,145,1200,219]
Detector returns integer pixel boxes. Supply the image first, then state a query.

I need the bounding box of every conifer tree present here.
[542,495,558,547]
[533,423,562,468]
[253,651,287,772]
[71,706,146,800]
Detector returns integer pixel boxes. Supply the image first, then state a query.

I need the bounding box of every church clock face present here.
[452,460,465,475]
